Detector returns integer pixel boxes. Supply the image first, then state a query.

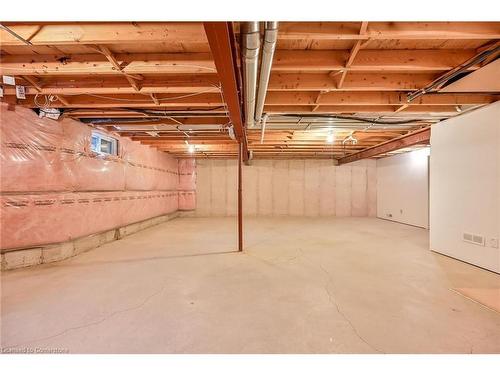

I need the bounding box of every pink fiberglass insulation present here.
[0,104,182,193]
[178,191,196,210]
[177,159,196,210]
[178,158,196,191]
[1,104,70,192]
[1,191,179,249]
[0,103,187,250]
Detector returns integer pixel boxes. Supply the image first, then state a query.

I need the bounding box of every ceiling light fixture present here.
[326,130,335,144]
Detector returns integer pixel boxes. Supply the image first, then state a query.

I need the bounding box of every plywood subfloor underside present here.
[1,217,499,353]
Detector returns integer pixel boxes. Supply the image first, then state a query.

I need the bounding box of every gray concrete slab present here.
[1,217,499,354]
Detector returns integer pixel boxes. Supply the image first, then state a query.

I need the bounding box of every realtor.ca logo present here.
[1,347,69,354]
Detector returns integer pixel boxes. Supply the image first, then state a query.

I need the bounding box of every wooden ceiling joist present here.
[264,92,497,106]
[277,22,500,41]
[0,23,208,45]
[10,75,221,95]
[337,127,431,165]
[268,73,439,91]
[0,53,216,75]
[272,50,479,72]
[1,21,498,161]
[97,45,141,91]
[337,22,368,89]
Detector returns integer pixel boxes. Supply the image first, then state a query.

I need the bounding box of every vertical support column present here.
[238,142,243,251]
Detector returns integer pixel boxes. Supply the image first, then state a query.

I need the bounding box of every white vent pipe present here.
[255,22,278,124]
[241,22,260,129]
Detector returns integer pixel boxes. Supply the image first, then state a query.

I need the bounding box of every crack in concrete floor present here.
[246,246,384,354]
[4,282,170,350]
[297,248,385,354]
[3,217,500,353]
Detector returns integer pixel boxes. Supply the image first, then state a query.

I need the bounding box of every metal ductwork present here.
[241,22,260,129]
[255,22,278,125]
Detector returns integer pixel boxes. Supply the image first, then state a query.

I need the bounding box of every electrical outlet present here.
[490,238,499,248]
[386,213,392,218]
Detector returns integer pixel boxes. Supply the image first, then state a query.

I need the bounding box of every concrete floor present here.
[1,217,499,354]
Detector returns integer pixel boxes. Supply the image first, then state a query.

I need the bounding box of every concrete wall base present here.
[1,211,180,271]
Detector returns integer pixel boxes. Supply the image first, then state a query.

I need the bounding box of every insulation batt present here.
[177,158,196,210]
[0,104,197,249]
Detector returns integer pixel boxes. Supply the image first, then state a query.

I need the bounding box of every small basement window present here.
[91,131,118,156]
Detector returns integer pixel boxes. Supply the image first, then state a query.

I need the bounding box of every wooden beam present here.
[69,115,230,125]
[204,22,248,162]
[1,92,224,108]
[20,75,42,91]
[56,95,70,106]
[0,53,216,75]
[338,22,368,89]
[7,72,437,95]
[338,127,431,164]
[5,91,493,108]
[264,92,498,106]
[268,72,439,91]
[394,104,409,113]
[97,45,141,91]
[149,93,160,105]
[11,75,221,95]
[1,50,477,76]
[0,23,208,45]
[276,22,500,40]
[263,104,460,114]
[312,91,325,112]
[272,50,478,72]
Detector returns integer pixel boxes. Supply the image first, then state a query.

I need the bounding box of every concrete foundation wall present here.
[195,159,377,217]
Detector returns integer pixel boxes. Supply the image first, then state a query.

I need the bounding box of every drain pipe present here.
[255,22,278,125]
[241,22,260,129]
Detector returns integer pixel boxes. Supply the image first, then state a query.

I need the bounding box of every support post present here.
[238,142,243,252]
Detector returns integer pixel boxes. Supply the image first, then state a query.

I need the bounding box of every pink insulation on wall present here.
[177,158,196,210]
[0,103,192,250]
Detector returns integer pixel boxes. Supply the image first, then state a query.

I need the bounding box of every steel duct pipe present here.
[255,22,278,124]
[241,22,260,128]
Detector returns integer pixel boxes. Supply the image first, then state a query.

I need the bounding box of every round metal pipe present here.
[255,22,278,124]
[241,22,260,129]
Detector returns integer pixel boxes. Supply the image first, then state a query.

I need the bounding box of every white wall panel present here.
[351,166,368,217]
[430,102,500,273]
[377,150,429,228]
[272,160,289,216]
[195,159,211,217]
[226,160,237,216]
[243,163,258,216]
[196,159,376,218]
[318,160,336,216]
[335,166,352,217]
[304,160,320,217]
[257,160,273,216]
[288,160,305,216]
